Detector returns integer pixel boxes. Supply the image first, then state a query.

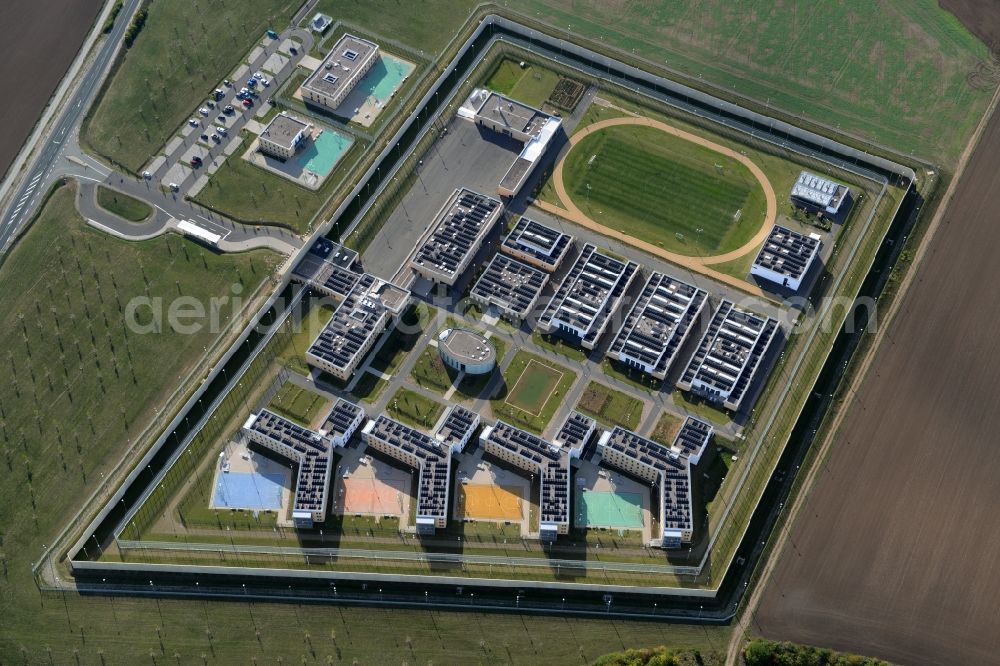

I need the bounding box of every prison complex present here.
[607,272,708,380]
[500,217,572,272]
[677,300,779,412]
[538,243,639,349]
[242,398,365,528]
[410,188,503,287]
[596,417,712,547]
[750,225,821,292]
[301,34,379,111]
[305,273,410,381]
[790,170,851,217]
[469,253,548,321]
[292,241,361,298]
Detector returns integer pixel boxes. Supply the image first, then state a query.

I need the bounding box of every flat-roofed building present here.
[790,170,851,216]
[291,240,361,299]
[677,300,779,412]
[434,405,480,451]
[301,34,379,111]
[500,217,572,272]
[553,411,596,451]
[305,273,410,382]
[478,420,585,542]
[258,113,310,160]
[469,253,548,322]
[410,188,502,286]
[361,413,471,534]
[437,328,496,375]
[750,225,821,292]
[607,272,708,380]
[596,417,712,548]
[462,89,562,197]
[538,243,639,350]
[241,398,365,528]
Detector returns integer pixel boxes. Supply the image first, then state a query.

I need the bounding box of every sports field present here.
[562,123,767,256]
[338,473,407,516]
[576,489,644,529]
[458,483,523,521]
[506,359,564,415]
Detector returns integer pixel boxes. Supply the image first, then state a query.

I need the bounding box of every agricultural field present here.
[83,0,301,172]
[561,123,768,256]
[754,86,1000,666]
[491,351,577,433]
[95,185,152,222]
[575,381,644,430]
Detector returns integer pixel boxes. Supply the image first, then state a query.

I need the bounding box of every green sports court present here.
[575,489,644,529]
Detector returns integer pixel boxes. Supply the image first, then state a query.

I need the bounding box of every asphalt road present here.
[0,0,142,254]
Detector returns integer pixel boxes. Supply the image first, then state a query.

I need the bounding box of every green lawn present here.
[350,370,387,404]
[650,412,683,447]
[562,124,767,256]
[491,351,577,433]
[369,303,432,375]
[96,185,152,222]
[673,390,730,426]
[192,132,365,233]
[485,59,525,95]
[386,387,445,429]
[485,59,561,108]
[575,381,644,430]
[601,357,662,393]
[83,0,301,172]
[532,330,590,363]
[276,300,337,375]
[267,382,330,427]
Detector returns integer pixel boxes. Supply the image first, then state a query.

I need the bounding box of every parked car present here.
[142,170,152,179]
[169,182,179,192]
[188,118,200,126]
[223,105,235,114]
[215,126,228,136]
[206,100,216,109]
[200,133,209,141]
[246,78,257,88]
[289,46,297,55]
[223,78,231,87]
[259,77,270,87]
[214,88,225,98]
[198,107,209,116]
[266,30,279,39]
[242,98,253,107]
[211,133,221,142]
[217,114,227,124]
[190,156,203,167]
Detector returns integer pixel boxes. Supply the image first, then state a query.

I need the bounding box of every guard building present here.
[479,420,585,542]
[258,113,310,160]
[301,34,379,111]
[469,253,548,322]
[596,417,712,548]
[500,217,572,272]
[790,171,851,217]
[607,272,708,380]
[538,243,639,350]
[241,398,365,528]
[750,225,821,292]
[677,300,779,412]
[410,188,503,287]
[361,408,479,534]
[305,273,410,382]
[437,328,496,375]
[461,89,562,197]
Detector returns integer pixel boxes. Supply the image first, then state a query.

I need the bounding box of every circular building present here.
[438,328,496,375]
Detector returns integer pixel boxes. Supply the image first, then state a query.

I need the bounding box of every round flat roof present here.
[438,328,496,366]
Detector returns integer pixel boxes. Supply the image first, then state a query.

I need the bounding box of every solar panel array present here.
[434,405,480,448]
[553,411,596,451]
[470,253,548,320]
[607,272,708,379]
[322,398,366,442]
[364,415,453,523]
[790,170,849,212]
[306,274,410,378]
[678,300,779,411]
[291,242,361,299]
[411,189,502,283]
[752,225,820,282]
[500,217,572,272]
[539,243,639,348]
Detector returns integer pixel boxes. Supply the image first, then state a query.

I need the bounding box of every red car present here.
[242,98,253,108]
[190,156,202,167]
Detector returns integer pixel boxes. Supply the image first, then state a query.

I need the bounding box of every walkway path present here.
[541,115,779,299]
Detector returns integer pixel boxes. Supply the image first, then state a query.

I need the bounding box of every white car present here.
[254,70,263,80]
[198,107,209,116]
[259,77,270,87]
[168,182,179,192]
[215,126,227,136]
[142,170,152,179]
[188,118,199,127]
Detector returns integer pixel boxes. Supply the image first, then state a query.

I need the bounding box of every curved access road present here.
[542,116,778,294]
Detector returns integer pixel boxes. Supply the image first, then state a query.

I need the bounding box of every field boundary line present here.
[504,358,563,417]
[724,80,1000,666]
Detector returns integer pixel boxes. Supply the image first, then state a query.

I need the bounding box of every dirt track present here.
[0,0,102,182]
[753,26,1000,666]
[537,115,775,299]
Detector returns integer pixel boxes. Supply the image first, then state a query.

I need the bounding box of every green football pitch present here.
[506,359,563,415]
[562,124,767,256]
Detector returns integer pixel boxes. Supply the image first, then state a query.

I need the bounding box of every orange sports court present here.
[457,482,523,521]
